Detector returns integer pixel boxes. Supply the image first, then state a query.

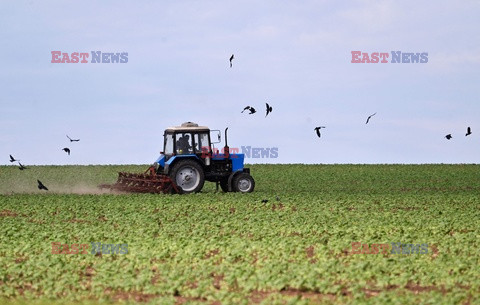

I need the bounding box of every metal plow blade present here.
[99,168,182,194]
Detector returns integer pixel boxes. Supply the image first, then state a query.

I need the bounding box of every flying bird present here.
[66,135,80,142]
[248,107,256,115]
[18,163,28,170]
[9,155,19,162]
[314,126,326,138]
[241,106,251,113]
[63,148,71,155]
[445,134,452,140]
[37,180,48,191]
[366,112,376,124]
[265,103,273,117]
[229,54,234,68]
[466,127,472,136]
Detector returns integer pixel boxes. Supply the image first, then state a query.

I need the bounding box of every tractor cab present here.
[162,122,212,160]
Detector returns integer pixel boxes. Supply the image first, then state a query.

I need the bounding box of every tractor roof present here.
[165,122,210,133]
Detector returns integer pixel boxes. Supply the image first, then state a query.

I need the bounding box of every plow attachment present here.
[99,167,182,194]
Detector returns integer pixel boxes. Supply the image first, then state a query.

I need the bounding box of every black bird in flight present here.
[18,163,28,170]
[314,126,326,138]
[466,127,472,136]
[229,54,234,68]
[241,106,251,113]
[63,148,71,155]
[66,135,80,142]
[445,134,452,140]
[37,180,48,191]
[248,107,256,114]
[265,103,273,117]
[366,112,376,124]
[9,155,19,162]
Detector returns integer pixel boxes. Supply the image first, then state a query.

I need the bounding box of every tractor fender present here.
[165,155,201,175]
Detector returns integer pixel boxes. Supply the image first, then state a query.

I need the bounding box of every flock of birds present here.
[9,135,80,191]
[231,53,474,142]
[6,54,475,193]
[230,54,383,138]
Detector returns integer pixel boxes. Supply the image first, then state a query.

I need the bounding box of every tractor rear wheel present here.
[170,160,205,194]
[233,172,255,193]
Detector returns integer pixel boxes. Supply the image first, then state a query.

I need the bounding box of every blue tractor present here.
[100,122,255,194]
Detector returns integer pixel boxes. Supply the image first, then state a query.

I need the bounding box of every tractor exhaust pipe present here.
[224,127,229,157]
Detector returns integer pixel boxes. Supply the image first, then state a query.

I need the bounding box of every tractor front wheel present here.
[233,173,255,193]
[170,160,205,194]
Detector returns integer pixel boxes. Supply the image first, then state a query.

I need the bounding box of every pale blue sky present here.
[1,0,479,165]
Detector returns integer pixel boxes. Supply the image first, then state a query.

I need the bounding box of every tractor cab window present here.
[193,132,210,156]
[175,133,193,155]
[198,133,210,153]
[164,133,174,155]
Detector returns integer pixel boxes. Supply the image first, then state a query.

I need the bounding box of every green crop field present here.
[0,164,479,305]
